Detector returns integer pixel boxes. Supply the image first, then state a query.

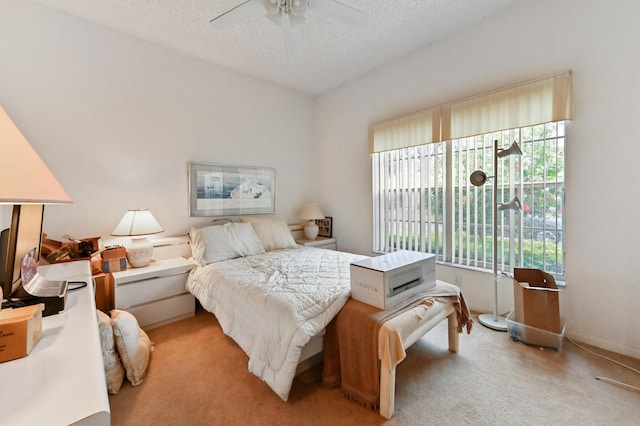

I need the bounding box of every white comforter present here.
[186,246,366,401]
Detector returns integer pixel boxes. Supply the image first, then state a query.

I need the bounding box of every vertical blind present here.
[370,71,573,153]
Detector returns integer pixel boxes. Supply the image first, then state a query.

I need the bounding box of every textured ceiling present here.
[30,0,521,96]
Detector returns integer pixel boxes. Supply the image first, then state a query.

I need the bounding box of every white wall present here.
[314,0,640,358]
[0,1,314,238]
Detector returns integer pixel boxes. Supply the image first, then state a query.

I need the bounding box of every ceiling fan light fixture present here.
[290,0,309,16]
[210,0,368,56]
[265,0,309,16]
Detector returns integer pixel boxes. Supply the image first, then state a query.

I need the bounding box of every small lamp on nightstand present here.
[111,209,163,267]
[300,203,325,241]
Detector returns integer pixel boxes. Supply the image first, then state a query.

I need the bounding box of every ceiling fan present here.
[210,0,368,58]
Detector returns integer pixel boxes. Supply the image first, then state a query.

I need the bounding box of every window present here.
[370,72,572,279]
[372,121,565,279]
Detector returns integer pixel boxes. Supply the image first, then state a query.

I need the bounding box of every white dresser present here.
[112,256,195,330]
[0,261,110,425]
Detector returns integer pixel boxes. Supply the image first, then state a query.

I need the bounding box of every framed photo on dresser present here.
[316,217,332,237]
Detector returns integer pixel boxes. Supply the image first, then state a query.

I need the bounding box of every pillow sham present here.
[96,309,125,394]
[225,222,266,257]
[240,216,298,251]
[190,222,265,265]
[190,224,229,265]
[111,309,155,386]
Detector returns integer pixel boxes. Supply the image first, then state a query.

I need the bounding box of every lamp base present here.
[303,220,319,240]
[126,236,154,268]
[478,313,508,332]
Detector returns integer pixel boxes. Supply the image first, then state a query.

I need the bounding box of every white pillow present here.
[96,310,125,394]
[111,309,154,386]
[240,216,298,251]
[190,224,229,265]
[225,222,267,257]
[190,222,265,265]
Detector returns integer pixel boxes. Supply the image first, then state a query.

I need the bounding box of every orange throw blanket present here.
[321,281,472,409]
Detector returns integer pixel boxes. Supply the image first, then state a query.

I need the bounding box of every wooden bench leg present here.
[448,312,459,353]
[380,364,395,419]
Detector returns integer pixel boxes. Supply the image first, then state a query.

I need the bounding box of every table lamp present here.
[111,209,163,267]
[0,105,72,309]
[300,203,325,240]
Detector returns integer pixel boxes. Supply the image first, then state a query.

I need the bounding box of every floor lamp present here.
[470,140,522,331]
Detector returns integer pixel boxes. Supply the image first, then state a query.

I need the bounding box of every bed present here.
[185,217,366,401]
[185,217,470,410]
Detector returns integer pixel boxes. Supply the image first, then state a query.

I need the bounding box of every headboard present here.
[288,223,305,241]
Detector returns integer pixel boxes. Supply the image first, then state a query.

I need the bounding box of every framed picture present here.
[316,216,333,237]
[189,162,276,217]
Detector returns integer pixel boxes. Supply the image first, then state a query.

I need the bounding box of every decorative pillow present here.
[190,224,229,265]
[190,223,265,265]
[225,222,266,257]
[96,309,125,394]
[240,216,298,251]
[111,309,155,386]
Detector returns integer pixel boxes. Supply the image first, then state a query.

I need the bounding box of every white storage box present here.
[506,311,566,351]
[350,250,436,310]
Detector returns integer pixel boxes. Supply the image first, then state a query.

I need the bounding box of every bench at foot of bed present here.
[378,301,458,419]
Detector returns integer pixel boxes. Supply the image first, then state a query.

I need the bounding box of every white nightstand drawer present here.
[115,272,189,309]
[296,237,337,250]
[126,293,195,330]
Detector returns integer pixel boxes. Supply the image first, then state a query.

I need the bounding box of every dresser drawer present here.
[126,293,195,330]
[115,271,189,309]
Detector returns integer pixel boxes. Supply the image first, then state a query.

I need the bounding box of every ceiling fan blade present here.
[281,14,305,58]
[310,0,368,27]
[209,0,265,29]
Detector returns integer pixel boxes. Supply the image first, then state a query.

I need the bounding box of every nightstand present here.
[112,257,195,330]
[296,236,337,250]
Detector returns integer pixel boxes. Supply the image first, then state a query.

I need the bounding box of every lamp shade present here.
[496,141,523,158]
[300,203,325,220]
[498,196,522,212]
[111,209,163,236]
[470,170,489,187]
[0,106,72,204]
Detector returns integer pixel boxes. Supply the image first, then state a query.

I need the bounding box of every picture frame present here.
[189,162,276,217]
[316,216,333,238]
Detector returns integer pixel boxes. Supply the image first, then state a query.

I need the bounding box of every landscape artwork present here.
[189,162,276,216]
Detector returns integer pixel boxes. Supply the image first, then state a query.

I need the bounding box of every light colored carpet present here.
[109,308,640,425]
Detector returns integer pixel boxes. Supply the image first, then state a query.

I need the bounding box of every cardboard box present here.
[101,246,126,260]
[0,304,43,363]
[101,247,127,273]
[513,268,561,334]
[41,234,102,258]
[350,250,436,310]
[102,258,127,273]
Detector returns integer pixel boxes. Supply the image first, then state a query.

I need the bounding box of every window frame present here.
[372,121,566,280]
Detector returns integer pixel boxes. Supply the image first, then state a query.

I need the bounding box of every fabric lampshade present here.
[112,210,163,237]
[0,105,72,204]
[112,209,163,268]
[300,203,325,221]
